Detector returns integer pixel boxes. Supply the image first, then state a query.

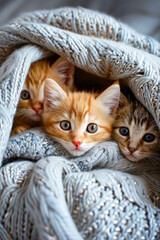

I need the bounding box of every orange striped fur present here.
[11,57,74,135]
[42,79,120,156]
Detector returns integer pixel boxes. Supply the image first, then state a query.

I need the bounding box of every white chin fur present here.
[30,115,41,121]
[54,138,95,157]
[121,149,142,162]
[67,149,87,157]
[65,144,92,157]
[21,109,42,122]
[126,155,140,162]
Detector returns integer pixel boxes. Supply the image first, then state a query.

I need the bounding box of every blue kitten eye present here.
[143,133,155,142]
[86,123,98,133]
[60,121,71,130]
[119,127,129,136]
[21,90,30,100]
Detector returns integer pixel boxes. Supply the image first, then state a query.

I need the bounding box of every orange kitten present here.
[11,57,75,135]
[42,79,120,156]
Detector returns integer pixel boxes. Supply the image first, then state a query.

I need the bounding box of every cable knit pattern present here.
[0,7,160,240]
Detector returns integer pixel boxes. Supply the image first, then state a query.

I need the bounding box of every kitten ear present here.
[51,57,75,89]
[97,81,120,114]
[44,78,67,110]
[119,93,128,107]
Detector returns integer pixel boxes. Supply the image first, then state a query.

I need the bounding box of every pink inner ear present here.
[97,83,120,115]
[44,78,67,110]
[110,97,120,114]
[44,99,51,110]
[59,68,71,86]
[56,61,74,86]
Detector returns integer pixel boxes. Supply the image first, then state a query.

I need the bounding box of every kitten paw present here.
[11,125,31,136]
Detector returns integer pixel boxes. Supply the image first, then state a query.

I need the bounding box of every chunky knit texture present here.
[0,7,160,240]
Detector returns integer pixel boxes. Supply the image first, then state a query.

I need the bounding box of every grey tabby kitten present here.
[112,93,160,162]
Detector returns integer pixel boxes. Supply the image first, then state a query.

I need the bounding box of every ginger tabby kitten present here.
[112,93,160,162]
[42,79,120,156]
[12,57,74,135]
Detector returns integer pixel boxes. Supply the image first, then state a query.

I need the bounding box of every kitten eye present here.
[119,127,129,136]
[86,123,98,133]
[60,121,71,130]
[143,133,155,142]
[21,90,30,100]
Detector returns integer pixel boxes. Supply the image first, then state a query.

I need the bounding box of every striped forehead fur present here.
[66,91,93,120]
[120,98,155,128]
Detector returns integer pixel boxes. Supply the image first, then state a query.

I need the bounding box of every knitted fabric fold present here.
[0,7,160,240]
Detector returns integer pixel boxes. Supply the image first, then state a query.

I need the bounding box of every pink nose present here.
[72,141,82,148]
[33,106,41,114]
[129,147,136,153]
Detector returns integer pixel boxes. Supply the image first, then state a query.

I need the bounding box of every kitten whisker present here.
[112,113,121,117]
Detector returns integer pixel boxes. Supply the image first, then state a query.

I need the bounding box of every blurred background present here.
[0,0,159,40]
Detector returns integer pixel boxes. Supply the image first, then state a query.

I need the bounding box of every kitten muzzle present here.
[72,141,82,148]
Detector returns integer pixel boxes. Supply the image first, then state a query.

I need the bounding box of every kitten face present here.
[16,57,74,125]
[18,81,44,122]
[112,95,160,161]
[42,79,120,156]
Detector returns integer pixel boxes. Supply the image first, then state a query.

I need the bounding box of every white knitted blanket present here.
[0,7,160,240]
